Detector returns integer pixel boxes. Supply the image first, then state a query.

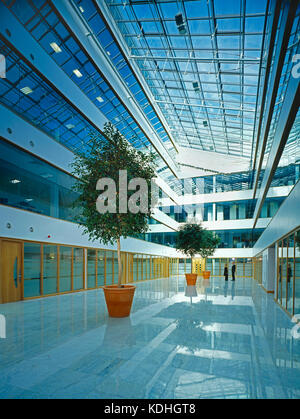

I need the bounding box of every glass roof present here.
[104,0,269,161]
[0,0,174,172]
[0,39,164,171]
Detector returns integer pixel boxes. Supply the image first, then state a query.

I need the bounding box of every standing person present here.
[232,263,236,281]
[224,264,229,282]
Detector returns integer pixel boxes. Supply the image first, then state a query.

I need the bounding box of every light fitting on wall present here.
[6,223,12,229]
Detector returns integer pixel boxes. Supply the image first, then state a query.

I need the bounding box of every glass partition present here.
[276,227,300,316]
[9,241,179,302]
[43,245,58,295]
[106,251,114,285]
[295,230,300,316]
[87,249,97,289]
[287,234,295,314]
[97,251,105,287]
[59,247,72,293]
[23,243,41,298]
[73,248,84,290]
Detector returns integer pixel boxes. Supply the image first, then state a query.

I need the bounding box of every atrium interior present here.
[0,0,299,400]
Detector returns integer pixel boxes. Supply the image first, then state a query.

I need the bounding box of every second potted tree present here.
[176,222,220,284]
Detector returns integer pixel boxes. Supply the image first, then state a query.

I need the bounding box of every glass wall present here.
[17,241,177,301]
[97,251,105,287]
[214,258,253,278]
[73,248,84,291]
[160,199,284,224]
[276,227,300,317]
[87,249,97,289]
[59,247,72,293]
[23,243,41,298]
[176,258,253,277]
[144,229,264,249]
[253,255,263,285]
[0,139,79,222]
[43,245,58,295]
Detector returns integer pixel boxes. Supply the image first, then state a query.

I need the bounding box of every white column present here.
[262,247,276,292]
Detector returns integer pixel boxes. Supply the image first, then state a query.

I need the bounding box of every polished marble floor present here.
[0,276,300,399]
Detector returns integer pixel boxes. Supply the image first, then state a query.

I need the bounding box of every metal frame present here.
[252,0,298,198]
[102,0,269,157]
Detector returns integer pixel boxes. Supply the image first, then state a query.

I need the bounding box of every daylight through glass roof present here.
[103,0,269,162]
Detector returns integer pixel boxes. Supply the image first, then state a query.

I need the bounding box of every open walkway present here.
[0,276,299,399]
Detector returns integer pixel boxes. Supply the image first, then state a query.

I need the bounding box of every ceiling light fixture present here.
[10,179,21,184]
[20,86,33,95]
[73,69,83,78]
[66,124,75,130]
[96,96,104,103]
[50,42,62,53]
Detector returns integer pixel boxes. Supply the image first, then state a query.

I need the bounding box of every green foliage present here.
[71,122,156,245]
[176,222,220,259]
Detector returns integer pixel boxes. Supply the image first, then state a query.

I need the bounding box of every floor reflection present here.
[0,276,299,399]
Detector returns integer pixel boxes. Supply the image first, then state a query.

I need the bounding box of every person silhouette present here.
[224,264,229,281]
[232,263,236,281]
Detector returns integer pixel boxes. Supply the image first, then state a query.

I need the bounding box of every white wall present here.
[0,104,74,173]
[0,205,180,258]
[159,185,292,207]
[262,247,276,292]
[254,180,300,255]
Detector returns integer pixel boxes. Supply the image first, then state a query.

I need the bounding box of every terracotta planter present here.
[202,271,211,279]
[103,285,136,318]
[185,273,198,286]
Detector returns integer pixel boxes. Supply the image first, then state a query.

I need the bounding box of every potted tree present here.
[198,229,220,279]
[176,222,220,284]
[72,122,156,317]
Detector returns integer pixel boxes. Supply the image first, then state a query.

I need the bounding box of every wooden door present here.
[1,241,23,303]
[193,258,206,275]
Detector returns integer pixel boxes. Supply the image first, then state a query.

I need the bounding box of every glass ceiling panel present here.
[104,0,269,161]
[1,0,176,171]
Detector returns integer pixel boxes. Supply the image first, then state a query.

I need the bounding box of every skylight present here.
[104,0,269,164]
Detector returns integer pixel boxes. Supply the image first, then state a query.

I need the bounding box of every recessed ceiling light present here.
[107,51,111,56]
[20,86,33,95]
[25,198,33,202]
[96,96,104,103]
[10,179,21,184]
[73,69,83,78]
[66,124,75,130]
[79,6,84,13]
[50,42,62,53]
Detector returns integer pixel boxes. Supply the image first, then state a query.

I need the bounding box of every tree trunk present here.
[191,257,193,274]
[117,238,123,287]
